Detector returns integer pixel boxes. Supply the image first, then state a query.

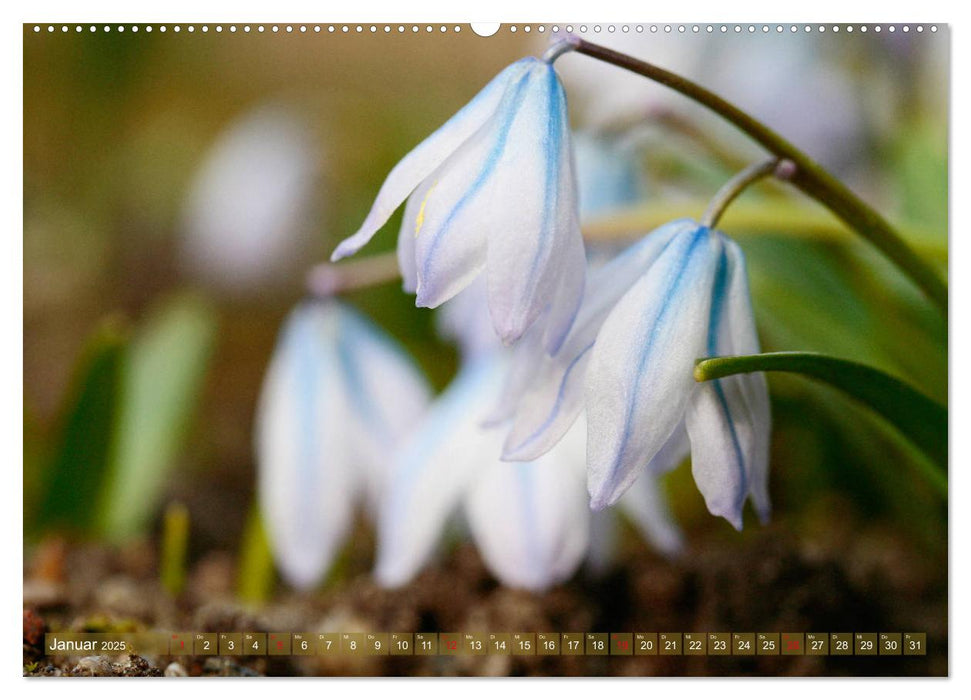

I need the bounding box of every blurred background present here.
[23,24,947,676]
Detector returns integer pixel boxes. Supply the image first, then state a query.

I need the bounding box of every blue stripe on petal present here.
[526,67,563,293]
[504,340,593,457]
[605,227,709,492]
[419,71,534,286]
[706,246,750,513]
[292,306,326,522]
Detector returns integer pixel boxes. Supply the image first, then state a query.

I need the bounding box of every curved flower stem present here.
[306,253,402,297]
[701,158,786,229]
[543,37,581,63]
[569,38,948,314]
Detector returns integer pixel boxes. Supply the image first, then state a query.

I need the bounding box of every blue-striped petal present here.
[374,357,505,587]
[396,189,421,294]
[586,225,722,510]
[483,60,585,348]
[256,302,357,589]
[257,301,431,589]
[722,240,771,521]
[463,418,589,591]
[335,307,432,513]
[686,237,770,528]
[586,422,686,572]
[501,220,694,462]
[331,60,530,261]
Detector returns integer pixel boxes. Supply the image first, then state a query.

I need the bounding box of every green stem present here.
[571,38,947,314]
[701,158,783,228]
[236,504,276,604]
[694,351,947,494]
[160,501,189,596]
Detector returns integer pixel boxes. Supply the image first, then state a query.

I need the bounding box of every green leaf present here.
[694,351,947,495]
[236,505,275,605]
[96,293,217,540]
[31,318,128,535]
[160,501,190,596]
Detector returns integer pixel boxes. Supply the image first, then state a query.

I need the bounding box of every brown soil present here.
[23,518,947,677]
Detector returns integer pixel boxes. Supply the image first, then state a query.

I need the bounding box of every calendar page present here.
[22,19,948,679]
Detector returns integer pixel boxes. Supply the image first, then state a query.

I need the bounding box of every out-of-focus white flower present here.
[332,57,585,353]
[180,105,318,293]
[373,355,591,592]
[497,220,771,530]
[573,131,646,221]
[256,300,430,589]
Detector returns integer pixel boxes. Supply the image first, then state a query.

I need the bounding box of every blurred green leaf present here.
[695,351,947,494]
[160,501,190,596]
[892,118,948,236]
[31,318,128,535]
[237,504,275,604]
[775,384,946,553]
[96,293,217,540]
[745,237,946,400]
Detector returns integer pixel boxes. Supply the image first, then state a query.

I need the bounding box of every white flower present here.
[180,104,318,293]
[255,300,430,589]
[372,355,589,592]
[331,57,585,353]
[497,220,771,530]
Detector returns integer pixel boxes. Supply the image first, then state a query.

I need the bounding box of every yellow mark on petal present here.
[414,182,438,238]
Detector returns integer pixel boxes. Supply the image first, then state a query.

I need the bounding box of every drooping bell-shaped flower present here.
[331,57,585,353]
[256,300,430,589]
[180,104,318,293]
[495,220,771,530]
[373,353,592,592]
[585,223,771,529]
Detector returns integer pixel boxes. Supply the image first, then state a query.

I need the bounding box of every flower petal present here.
[723,239,771,522]
[685,381,748,530]
[586,226,721,510]
[335,307,432,514]
[501,340,592,461]
[396,190,421,294]
[464,419,589,591]
[374,357,504,587]
[483,323,544,426]
[256,302,357,589]
[686,239,771,528]
[435,274,501,362]
[501,220,695,461]
[331,60,529,261]
[647,420,690,476]
[484,61,585,346]
[409,63,544,309]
